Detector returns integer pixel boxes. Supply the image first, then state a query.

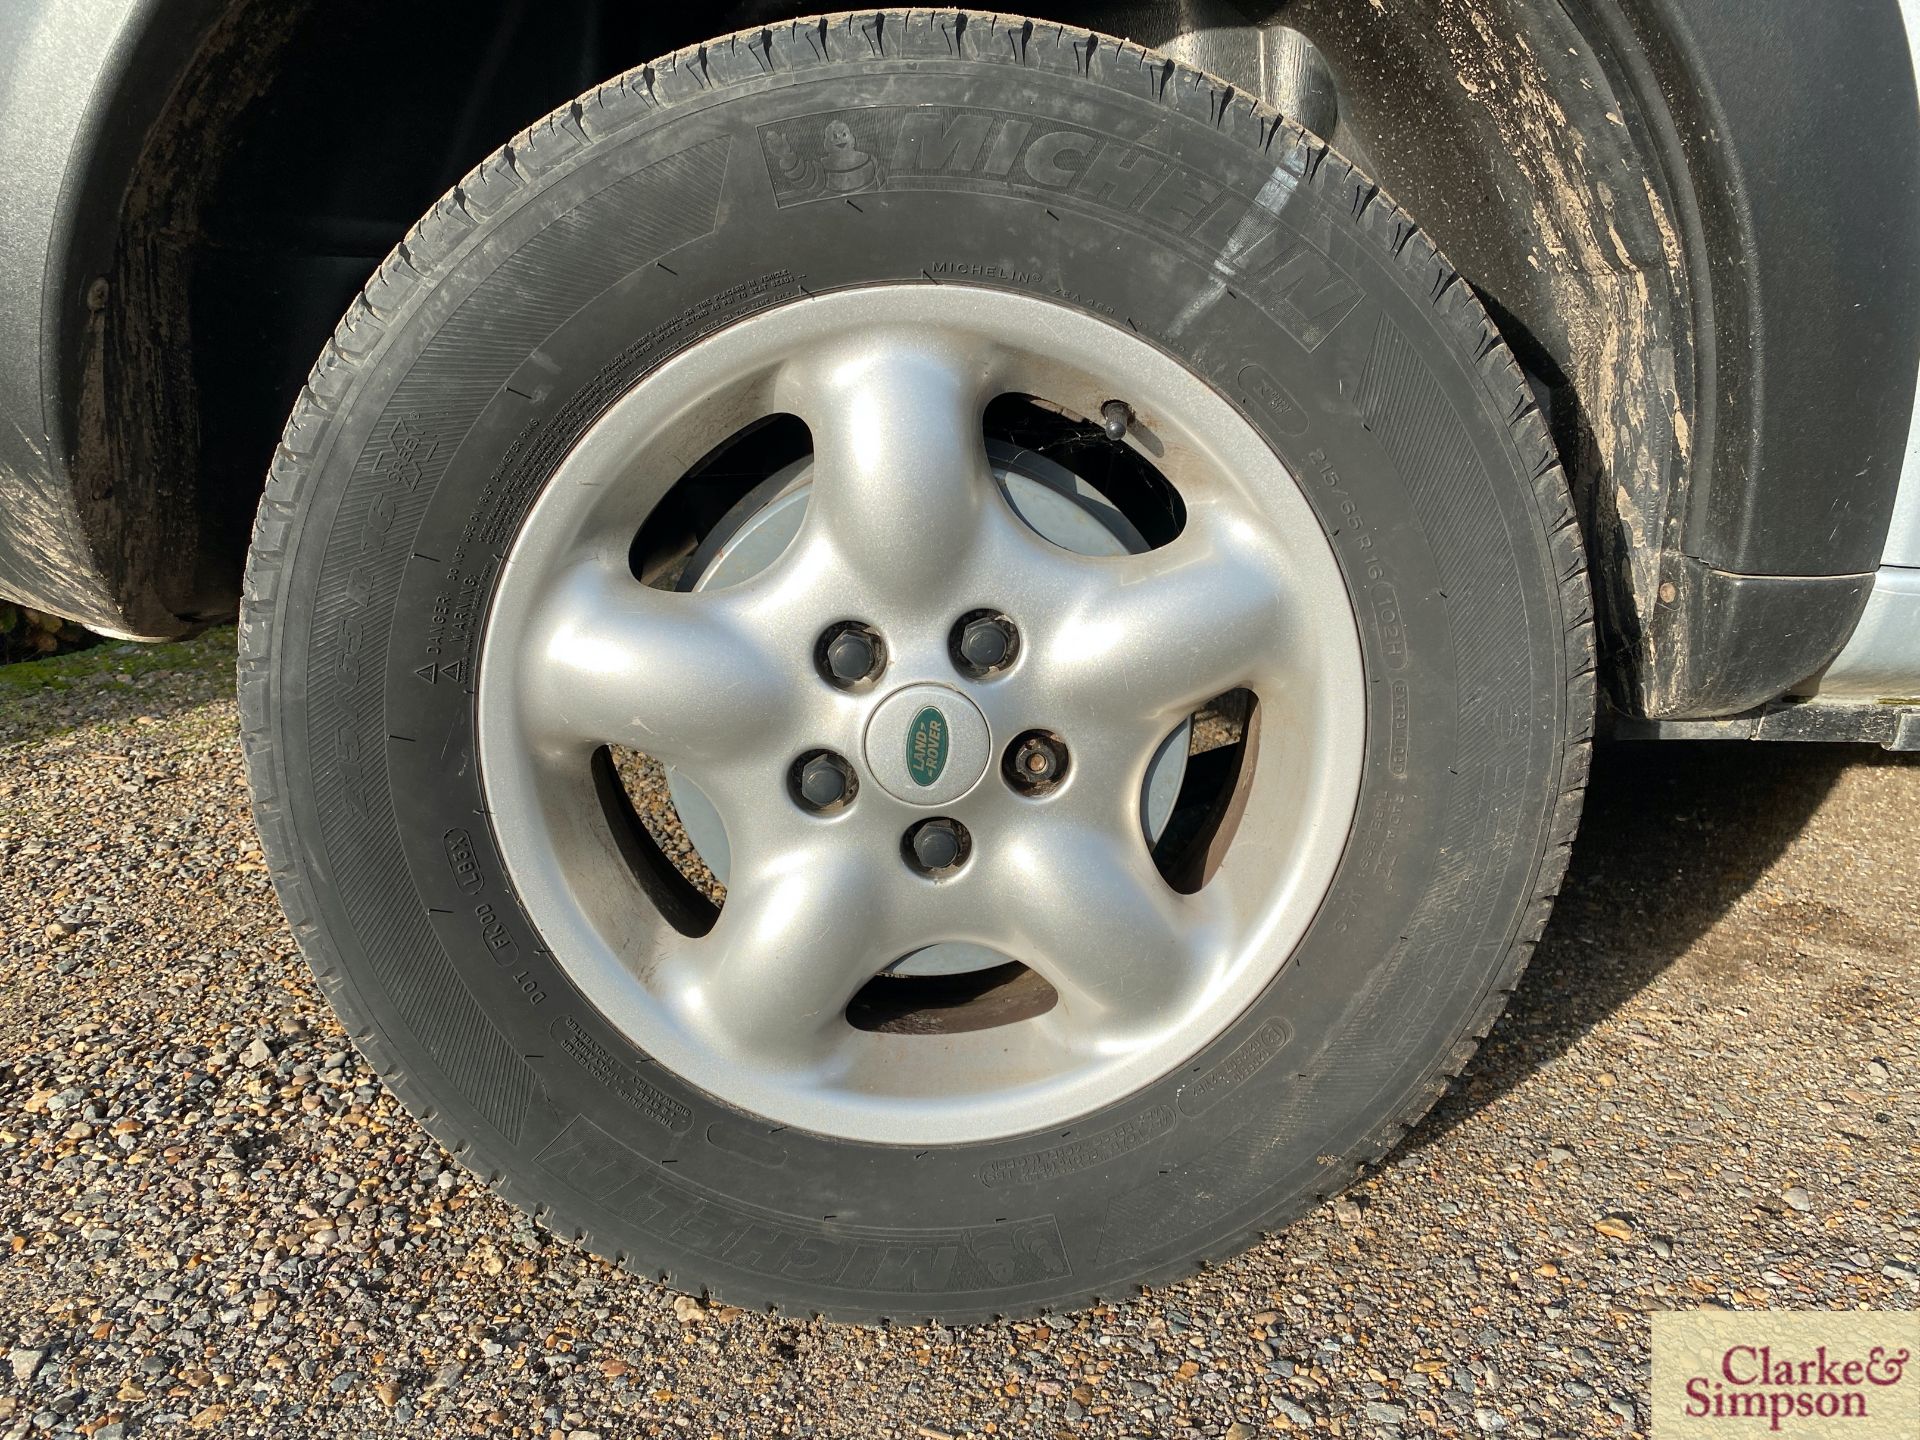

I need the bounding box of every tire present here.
[239,11,1593,1321]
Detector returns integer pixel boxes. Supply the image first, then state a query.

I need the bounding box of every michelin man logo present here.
[764,117,886,199]
[965,1219,1070,1284]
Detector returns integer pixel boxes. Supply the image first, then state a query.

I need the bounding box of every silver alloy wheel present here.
[476,285,1365,1145]
[667,440,1194,978]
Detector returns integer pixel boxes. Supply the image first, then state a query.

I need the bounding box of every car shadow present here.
[1401,738,1880,1151]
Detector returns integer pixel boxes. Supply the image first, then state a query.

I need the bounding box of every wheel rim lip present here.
[474,283,1366,1145]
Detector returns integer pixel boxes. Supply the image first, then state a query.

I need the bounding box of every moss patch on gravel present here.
[0,625,235,749]
[0,625,233,693]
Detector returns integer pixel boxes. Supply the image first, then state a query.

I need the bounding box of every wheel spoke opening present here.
[847,962,1058,1035]
[1150,688,1262,894]
[629,413,813,590]
[984,393,1186,551]
[597,746,723,936]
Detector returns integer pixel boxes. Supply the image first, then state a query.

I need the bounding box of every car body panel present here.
[1808,0,1920,700]
[0,0,227,637]
[1816,374,1920,698]
[0,0,142,631]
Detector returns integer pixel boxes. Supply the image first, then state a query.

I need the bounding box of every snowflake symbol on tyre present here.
[763,117,886,201]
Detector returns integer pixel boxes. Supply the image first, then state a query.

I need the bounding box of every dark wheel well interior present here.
[132,0,722,617]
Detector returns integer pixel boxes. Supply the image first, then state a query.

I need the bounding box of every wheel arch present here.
[11,0,1918,718]
[1156,0,1920,718]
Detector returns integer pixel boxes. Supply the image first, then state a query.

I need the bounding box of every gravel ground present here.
[0,629,1915,1439]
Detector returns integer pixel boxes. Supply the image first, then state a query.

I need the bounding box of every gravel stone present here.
[4,636,1918,1437]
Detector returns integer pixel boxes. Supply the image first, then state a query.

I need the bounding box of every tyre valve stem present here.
[1100,399,1133,442]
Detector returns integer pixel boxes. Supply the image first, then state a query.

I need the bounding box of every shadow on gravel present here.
[1403,738,1875,1150]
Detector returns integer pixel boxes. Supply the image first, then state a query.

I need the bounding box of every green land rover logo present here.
[906,705,949,787]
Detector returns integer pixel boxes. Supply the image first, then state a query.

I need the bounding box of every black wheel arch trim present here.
[1270,0,1920,716]
[1610,0,1920,714]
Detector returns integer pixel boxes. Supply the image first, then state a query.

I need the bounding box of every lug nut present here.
[793,751,856,812]
[953,612,1018,676]
[820,623,883,687]
[1005,731,1069,794]
[905,817,969,874]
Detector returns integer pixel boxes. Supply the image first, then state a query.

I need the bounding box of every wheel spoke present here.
[664,835,897,1066]
[1038,500,1288,724]
[981,818,1225,1042]
[517,557,789,766]
[778,329,999,602]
